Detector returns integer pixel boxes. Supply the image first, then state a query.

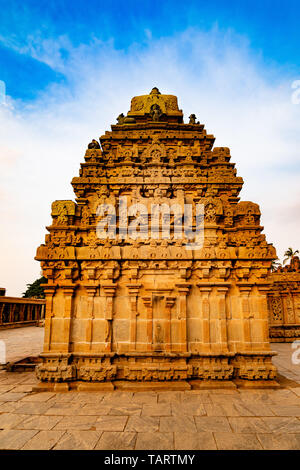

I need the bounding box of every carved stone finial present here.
[88,139,100,149]
[150,87,161,95]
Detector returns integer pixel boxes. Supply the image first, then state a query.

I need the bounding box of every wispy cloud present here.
[0,27,299,295]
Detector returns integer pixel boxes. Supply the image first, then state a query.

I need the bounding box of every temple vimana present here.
[35,87,299,391]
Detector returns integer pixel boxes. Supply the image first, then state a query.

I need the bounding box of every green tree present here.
[22,277,47,299]
[283,247,299,265]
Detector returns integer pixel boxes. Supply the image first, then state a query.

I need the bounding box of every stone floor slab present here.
[182,391,212,404]
[14,402,53,415]
[0,429,38,449]
[95,431,136,450]
[195,416,231,433]
[214,432,263,450]
[228,417,270,433]
[0,392,28,401]
[71,392,107,403]
[158,392,182,403]
[96,415,128,432]
[0,412,27,429]
[125,416,159,433]
[109,404,142,416]
[131,392,158,405]
[45,403,84,416]
[270,405,300,416]
[204,404,227,416]
[17,415,63,430]
[0,385,14,393]
[160,416,197,433]
[21,430,65,450]
[257,433,300,450]
[142,403,171,416]
[53,415,98,430]
[174,432,217,450]
[0,402,18,412]
[78,404,112,416]
[171,402,206,416]
[20,392,55,403]
[53,431,101,450]
[135,432,173,450]
[261,417,300,433]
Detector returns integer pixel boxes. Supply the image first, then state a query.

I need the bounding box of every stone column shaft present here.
[102,283,117,352]
[257,284,273,349]
[61,285,76,353]
[142,296,152,351]
[175,283,190,352]
[217,286,229,352]
[84,284,98,350]
[127,284,141,350]
[198,286,212,352]
[165,296,176,351]
[238,285,252,350]
[42,285,56,352]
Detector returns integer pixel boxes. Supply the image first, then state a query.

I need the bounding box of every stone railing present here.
[0,296,45,329]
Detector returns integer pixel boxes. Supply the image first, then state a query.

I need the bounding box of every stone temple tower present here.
[35,88,278,390]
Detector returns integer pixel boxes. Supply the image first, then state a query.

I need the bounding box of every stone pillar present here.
[291,290,300,323]
[198,286,212,353]
[61,285,76,353]
[102,283,117,352]
[84,284,98,350]
[0,303,4,325]
[175,283,190,352]
[142,296,152,351]
[165,296,176,351]
[283,291,295,324]
[238,284,252,351]
[257,284,272,350]
[9,303,16,323]
[216,286,229,353]
[126,284,141,351]
[43,285,56,352]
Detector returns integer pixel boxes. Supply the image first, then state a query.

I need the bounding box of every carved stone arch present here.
[199,197,223,224]
[143,141,166,165]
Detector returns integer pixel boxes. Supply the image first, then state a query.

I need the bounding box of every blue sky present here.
[1,0,300,101]
[0,1,300,295]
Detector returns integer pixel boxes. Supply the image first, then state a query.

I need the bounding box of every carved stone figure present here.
[150,104,162,121]
[88,139,100,149]
[189,114,199,124]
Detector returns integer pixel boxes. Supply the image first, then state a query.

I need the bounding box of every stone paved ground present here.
[0,327,300,450]
[0,326,44,363]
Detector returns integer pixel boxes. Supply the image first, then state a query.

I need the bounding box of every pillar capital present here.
[165,296,176,308]
[126,283,142,297]
[175,283,191,295]
[101,282,117,297]
[60,284,76,296]
[41,284,57,296]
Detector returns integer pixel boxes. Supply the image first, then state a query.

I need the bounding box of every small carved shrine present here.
[35,88,279,390]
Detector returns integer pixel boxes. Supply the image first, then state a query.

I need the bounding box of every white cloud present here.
[0,27,299,295]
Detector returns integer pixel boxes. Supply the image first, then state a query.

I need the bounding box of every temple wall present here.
[267,259,300,342]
